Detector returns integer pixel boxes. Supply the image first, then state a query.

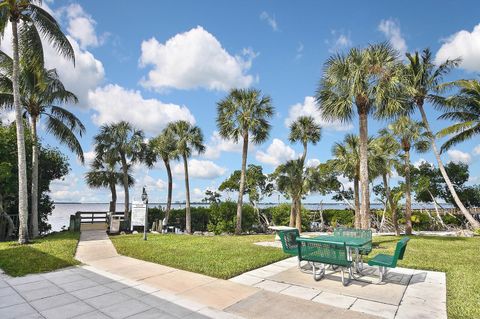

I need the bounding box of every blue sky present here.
[2,0,480,204]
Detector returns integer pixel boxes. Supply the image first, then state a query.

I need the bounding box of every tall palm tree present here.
[0,62,84,238]
[289,115,321,164]
[94,122,145,223]
[380,116,429,234]
[149,128,178,225]
[0,0,75,244]
[316,43,403,229]
[402,49,480,229]
[85,157,134,213]
[329,134,378,228]
[217,88,274,234]
[437,79,480,152]
[167,120,205,234]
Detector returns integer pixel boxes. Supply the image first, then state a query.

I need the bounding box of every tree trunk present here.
[109,182,116,213]
[295,197,302,233]
[12,21,29,244]
[429,191,446,229]
[358,109,370,229]
[404,149,413,235]
[354,176,361,228]
[183,154,192,234]
[417,103,480,229]
[301,142,307,165]
[164,157,173,225]
[235,133,249,235]
[382,173,398,235]
[30,115,39,238]
[120,154,130,222]
[289,200,296,227]
[0,193,14,239]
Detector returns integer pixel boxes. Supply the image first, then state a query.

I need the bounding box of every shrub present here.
[321,209,354,227]
[148,206,209,232]
[270,203,310,231]
[207,201,255,234]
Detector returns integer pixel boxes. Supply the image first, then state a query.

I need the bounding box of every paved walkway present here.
[75,231,378,319]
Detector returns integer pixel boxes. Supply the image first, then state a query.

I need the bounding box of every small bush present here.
[148,206,209,232]
[321,209,354,227]
[270,203,310,231]
[207,201,256,234]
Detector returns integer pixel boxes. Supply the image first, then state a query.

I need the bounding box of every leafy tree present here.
[316,43,403,229]
[202,190,221,204]
[379,116,429,234]
[217,88,274,234]
[0,60,83,238]
[437,79,480,152]
[148,128,179,225]
[167,120,205,234]
[219,164,273,226]
[94,122,145,223]
[402,49,479,229]
[0,0,75,243]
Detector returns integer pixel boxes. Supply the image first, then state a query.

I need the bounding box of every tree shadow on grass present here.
[0,245,77,277]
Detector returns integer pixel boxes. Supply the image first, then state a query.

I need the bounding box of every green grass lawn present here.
[0,231,80,277]
[371,236,480,319]
[110,234,288,279]
[112,233,479,319]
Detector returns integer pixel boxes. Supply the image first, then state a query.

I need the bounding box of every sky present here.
[1,0,480,204]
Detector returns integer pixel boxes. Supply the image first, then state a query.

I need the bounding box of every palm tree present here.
[289,115,321,164]
[0,0,74,244]
[94,122,145,223]
[316,43,403,229]
[380,116,429,234]
[437,79,480,152]
[149,128,179,225]
[402,49,480,229]
[329,134,379,228]
[217,88,274,234]
[85,157,134,213]
[167,120,205,234]
[0,62,84,238]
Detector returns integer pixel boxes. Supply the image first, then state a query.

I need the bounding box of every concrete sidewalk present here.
[75,230,378,319]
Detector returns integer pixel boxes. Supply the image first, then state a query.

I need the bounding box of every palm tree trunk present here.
[289,200,296,227]
[164,157,173,225]
[12,21,29,244]
[404,149,413,235]
[354,176,360,228]
[109,182,117,213]
[235,133,249,235]
[295,197,302,233]
[358,109,370,229]
[120,154,130,223]
[0,193,14,239]
[382,173,398,235]
[417,103,480,230]
[183,154,192,234]
[301,143,307,165]
[30,116,39,238]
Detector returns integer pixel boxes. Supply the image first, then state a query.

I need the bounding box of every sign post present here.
[131,202,146,231]
[141,186,148,240]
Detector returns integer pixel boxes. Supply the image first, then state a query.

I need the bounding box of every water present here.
[49,202,447,232]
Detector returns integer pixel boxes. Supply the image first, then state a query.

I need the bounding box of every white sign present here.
[131,202,146,230]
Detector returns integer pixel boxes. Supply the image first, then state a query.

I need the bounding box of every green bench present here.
[296,237,353,286]
[334,227,372,257]
[368,237,410,283]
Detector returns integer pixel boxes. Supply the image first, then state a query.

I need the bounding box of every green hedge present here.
[148,206,209,231]
[207,201,256,234]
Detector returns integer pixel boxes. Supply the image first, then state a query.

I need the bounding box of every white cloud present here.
[88,84,195,135]
[260,11,278,31]
[473,145,480,155]
[58,3,105,49]
[413,158,429,168]
[203,131,255,160]
[295,42,304,60]
[0,110,15,124]
[378,19,407,56]
[256,139,296,166]
[435,24,480,72]
[0,23,105,108]
[306,158,321,168]
[326,30,352,53]
[284,96,353,131]
[447,149,472,164]
[173,159,227,179]
[139,26,256,91]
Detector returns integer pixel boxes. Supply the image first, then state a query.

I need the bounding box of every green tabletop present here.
[311,235,371,248]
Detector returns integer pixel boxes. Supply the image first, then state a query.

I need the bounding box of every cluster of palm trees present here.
[317,43,480,231]
[0,0,83,243]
